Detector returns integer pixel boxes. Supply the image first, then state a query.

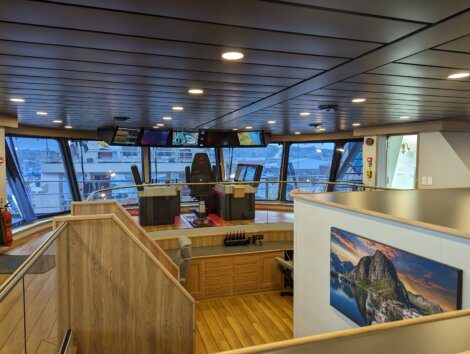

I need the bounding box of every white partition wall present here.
[293,198,470,337]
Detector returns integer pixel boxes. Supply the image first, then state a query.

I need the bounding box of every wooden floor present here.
[195,291,293,354]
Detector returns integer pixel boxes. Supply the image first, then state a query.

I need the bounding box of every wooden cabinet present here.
[184,259,203,298]
[185,251,284,299]
[259,252,284,290]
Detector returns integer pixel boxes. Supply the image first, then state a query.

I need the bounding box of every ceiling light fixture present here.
[36,111,48,116]
[172,106,184,111]
[317,128,326,132]
[156,123,164,127]
[267,120,276,124]
[337,148,345,152]
[447,72,469,79]
[222,51,244,60]
[163,116,172,120]
[400,116,410,119]
[352,123,361,127]
[232,128,238,131]
[352,98,366,103]
[64,125,72,129]
[9,98,25,103]
[300,112,310,116]
[188,88,204,95]
[245,126,253,130]
[294,131,301,135]
[53,120,63,124]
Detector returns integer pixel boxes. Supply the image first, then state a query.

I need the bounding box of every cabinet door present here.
[185,259,203,298]
[259,252,284,290]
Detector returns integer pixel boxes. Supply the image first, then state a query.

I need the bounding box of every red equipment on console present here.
[0,205,13,247]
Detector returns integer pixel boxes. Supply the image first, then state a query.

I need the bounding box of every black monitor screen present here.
[172,131,199,146]
[140,129,170,146]
[237,131,264,146]
[112,127,141,146]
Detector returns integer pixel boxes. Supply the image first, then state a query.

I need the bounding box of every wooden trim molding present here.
[5,125,98,139]
[0,114,18,128]
[353,119,470,137]
[271,131,355,142]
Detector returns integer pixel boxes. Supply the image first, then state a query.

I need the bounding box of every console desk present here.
[166,240,292,299]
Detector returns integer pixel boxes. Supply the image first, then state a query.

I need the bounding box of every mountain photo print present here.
[330,227,462,326]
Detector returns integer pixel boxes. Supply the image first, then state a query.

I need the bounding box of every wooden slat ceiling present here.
[0,0,469,134]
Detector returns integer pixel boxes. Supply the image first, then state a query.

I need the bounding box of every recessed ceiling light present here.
[156,123,164,127]
[163,116,172,120]
[9,98,25,103]
[294,131,301,135]
[447,72,469,79]
[300,112,310,116]
[53,120,63,124]
[222,51,244,60]
[267,120,276,124]
[232,128,238,131]
[188,88,204,95]
[400,116,410,119]
[153,125,160,129]
[352,98,366,103]
[352,123,361,127]
[337,148,345,152]
[317,128,326,131]
[245,126,253,130]
[172,106,184,111]
[64,125,72,129]
[36,111,48,116]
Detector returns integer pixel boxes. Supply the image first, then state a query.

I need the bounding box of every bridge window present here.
[222,144,284,200]
[69,140,142,200]
[286,142,335,200]
[7,136,72,216]
[333,142,364,191]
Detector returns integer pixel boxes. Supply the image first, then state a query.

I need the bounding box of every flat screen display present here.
[112,127,141,146]
[140,129,170,146]
[172,131,199,146]
[237,131,263,146]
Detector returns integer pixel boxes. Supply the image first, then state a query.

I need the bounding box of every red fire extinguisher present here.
[0,205,13,247]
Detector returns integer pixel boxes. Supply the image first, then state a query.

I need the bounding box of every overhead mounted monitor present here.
[237,131,264,147]
[172,131,199,147]
[140,129,170,146]
[201,130,239,147]
[111,127,141,146]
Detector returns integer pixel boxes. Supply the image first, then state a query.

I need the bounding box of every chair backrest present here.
[131,165,144,191]
[174,237,192,285]
[186,153,214,198]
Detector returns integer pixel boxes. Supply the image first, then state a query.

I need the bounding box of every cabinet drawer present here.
[234,264,258,274]
[204,257,232,269]
[204,284,232,297]
[205,266,232,277]
[234,272,258,284]
[234,281,258,294]
[234,254,258,265]
[205,274,232,287]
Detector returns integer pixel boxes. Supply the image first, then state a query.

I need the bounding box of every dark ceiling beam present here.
[201,9,470,128]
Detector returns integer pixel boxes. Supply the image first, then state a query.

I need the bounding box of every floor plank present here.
[195,291,293,353]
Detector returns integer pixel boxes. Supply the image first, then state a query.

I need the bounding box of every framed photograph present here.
[330,227,462,326]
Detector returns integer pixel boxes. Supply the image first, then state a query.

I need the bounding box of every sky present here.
[331,228,460,312]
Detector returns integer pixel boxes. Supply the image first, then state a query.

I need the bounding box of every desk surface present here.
[293,188,470,239]
[166,240,293,259]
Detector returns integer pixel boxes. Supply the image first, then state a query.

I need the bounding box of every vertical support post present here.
[0,128,6,207]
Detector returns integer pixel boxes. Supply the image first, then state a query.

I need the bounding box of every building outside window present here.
[286,142,335,200]
[69,140,142,203]
[7,136,72,216]
[150,147,216,202]
[223,144,284,200]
